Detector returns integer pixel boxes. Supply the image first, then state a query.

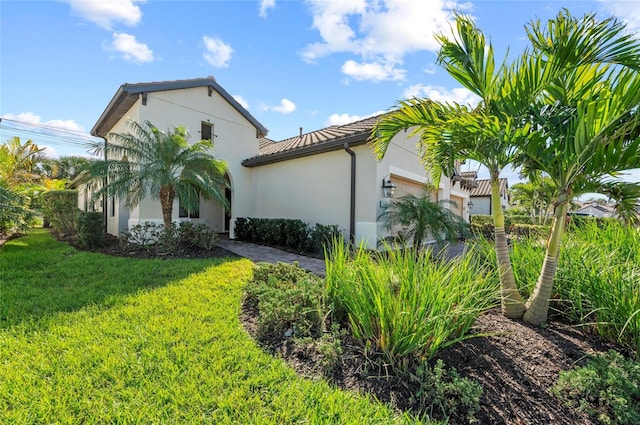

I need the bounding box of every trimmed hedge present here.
[470,214,548,239]
[235,217,341,254]
[41,190,78,236]
[76,211,104,248]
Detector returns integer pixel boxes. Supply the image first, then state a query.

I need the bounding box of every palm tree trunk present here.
[159,186,175,229]
[523,201,569,325]
[491,177,526,319]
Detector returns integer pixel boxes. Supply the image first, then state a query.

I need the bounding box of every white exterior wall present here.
[251,144,377,245]
[97,87,261,236]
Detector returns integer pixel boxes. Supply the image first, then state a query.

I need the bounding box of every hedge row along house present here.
[79,77,475,249]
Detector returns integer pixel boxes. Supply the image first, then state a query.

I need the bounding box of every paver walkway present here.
[217,239,326,277]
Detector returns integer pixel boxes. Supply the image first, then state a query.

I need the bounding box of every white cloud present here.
[326,113,363,126]
[261,99,296,114]
[302,0,471,81]
[1,112,86,133]
[402,84,481,106]
[233,95,250,110]
[107,33,154,63]
[341,59,405,82]
[597,1,640,34]
[202,36,233,68]
[259,0,276,18]
[66,0,145,30]
[325,110,386,126]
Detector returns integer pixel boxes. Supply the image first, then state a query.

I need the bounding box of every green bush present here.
[119,221,164,251]
[234,217,339,254]
[310,223,342,254]
[409,359,482,423]
[552,350,640,425]
[75,211,104,248]
[41,190,78,236]
[244,262,326,340]
[177,221,219,250]
[325,241,499,366]
[509,223,549,238]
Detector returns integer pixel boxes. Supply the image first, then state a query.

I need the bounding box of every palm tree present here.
[518,23,640,324]
[510,177,557,225]
[84,120,229,229]
[379,189,468,251]
[0,137,45,187]
[373,11,640,322]
[372,15,535,318]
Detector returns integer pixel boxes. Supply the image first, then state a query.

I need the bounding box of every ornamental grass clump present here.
[325,241,499,366]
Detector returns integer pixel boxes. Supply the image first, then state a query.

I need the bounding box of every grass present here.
[0,229,429,424]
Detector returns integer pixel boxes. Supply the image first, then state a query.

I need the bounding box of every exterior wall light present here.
[382,177,396,199]
[468,200,474,208]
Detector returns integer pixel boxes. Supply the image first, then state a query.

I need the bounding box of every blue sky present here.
[1,0,639,184]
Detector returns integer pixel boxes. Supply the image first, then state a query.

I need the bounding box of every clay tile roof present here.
[460,171,478,178]
[243,114,385,167]
[471,178,508,197]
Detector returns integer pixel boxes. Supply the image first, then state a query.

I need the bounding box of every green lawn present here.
[0,230,425,424]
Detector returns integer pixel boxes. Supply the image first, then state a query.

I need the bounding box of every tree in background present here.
[0,137,45,187]
[81,120,229,229]
[510,176,557,225]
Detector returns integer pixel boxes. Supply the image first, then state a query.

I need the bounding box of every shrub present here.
[409,359,483,423]
[244,262,326,341]
[75,211,104,248]
[325,241,500,366]
[177,221,219,250]
[552,350,640,425]
[234,217,338,254]
[41,190,77,236]
[509,223,549,238]
[310,223,342,254]
[119,222,164,251]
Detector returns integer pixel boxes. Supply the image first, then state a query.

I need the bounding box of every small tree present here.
[379,190,469,251]
[82,120,229,229]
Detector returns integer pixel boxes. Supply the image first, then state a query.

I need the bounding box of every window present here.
[201,121,213,141]
[179,199,200,218]
[110,198,115,217]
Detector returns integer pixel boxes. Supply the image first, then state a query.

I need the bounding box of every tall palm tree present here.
[379,190,468,250]
[519,57,640,325]
[373,11,640,322]
[372,15,536,318]
[84,120,229,229]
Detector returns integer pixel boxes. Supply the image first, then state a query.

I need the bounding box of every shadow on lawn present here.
[0,229,238,330]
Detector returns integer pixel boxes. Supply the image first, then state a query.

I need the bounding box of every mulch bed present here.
[242,306,619,424]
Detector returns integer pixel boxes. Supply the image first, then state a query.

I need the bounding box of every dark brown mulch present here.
[60,232,240,260]
[242,306,620,424]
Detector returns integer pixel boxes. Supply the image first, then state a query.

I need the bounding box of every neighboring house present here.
[81,77,473,249]
[469,178,509,216]
[569,201,616,218]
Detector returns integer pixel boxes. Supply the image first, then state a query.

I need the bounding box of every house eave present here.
[242,132,371,167]
[91,78,268,139]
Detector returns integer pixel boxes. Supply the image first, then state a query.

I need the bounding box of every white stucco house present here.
[81,77,473,249]
[468,177,509,216]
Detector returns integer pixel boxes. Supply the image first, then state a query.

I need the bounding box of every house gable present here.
[91,77,267,139]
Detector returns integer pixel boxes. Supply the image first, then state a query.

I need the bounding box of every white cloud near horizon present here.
[259,0,276,18]
[1,112,86,134]
[302,0,471,82]
[233,95,250,110]
[402,84,481,106]
[108,32,154,63]
[203,36,233,68]
[65,0,145,30]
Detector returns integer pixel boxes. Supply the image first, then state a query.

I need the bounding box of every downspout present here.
[101,135,108,234]
[344,143,356,244]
